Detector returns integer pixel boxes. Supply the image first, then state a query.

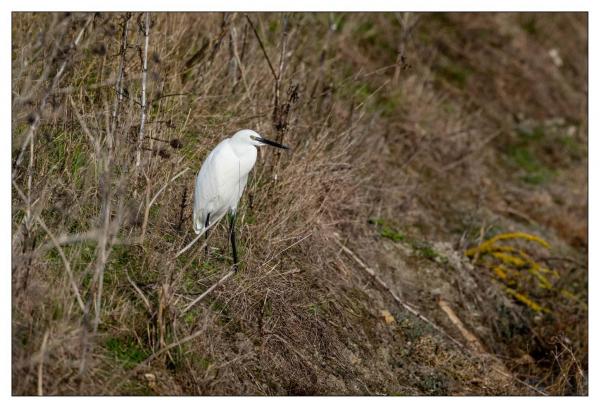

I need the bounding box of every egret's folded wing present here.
[193,141,236,234]
[193,150,217,234]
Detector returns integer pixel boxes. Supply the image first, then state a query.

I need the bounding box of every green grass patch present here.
[520,16,538,36]
[410,240,448,264]
[559,133,586,161]
[516,125,545,142]
[413,244,438,261]
[420,374,448,396]
[211,299,232,324]
[105,337,150,369]
[369,218,406,242]
[183,307,202,325]
[436,61,471,89]
[331,13,346,31]
[369,219,449,263]
[505,122,556,185]
[507,145,554,185]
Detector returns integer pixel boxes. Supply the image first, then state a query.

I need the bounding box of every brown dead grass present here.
[12,12,587,395]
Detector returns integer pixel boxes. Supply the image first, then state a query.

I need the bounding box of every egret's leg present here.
[204,213,210,257]
[228,211,238,271]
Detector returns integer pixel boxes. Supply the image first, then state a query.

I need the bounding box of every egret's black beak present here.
[257,136,289,150]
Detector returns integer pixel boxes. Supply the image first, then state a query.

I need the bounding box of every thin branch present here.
[36,331,49,396]
[140,167,189,241]
[442,130,501,171]
[91,191,111,338]
[36,216,85,312]
[125,271,152,312]
[277,15,289,80]
[542,256,587,269]
[272,14,290,143]
[245,14,278,81]
[148,168,189,211]
[25,109,35,232]
[230,25,252,97]
[181,268,236,315]
[135,12,150,169]
[437,297,486,354]
[110,13,131,140]
[69,96,101,157]
[175,235,206,258]
[36,229,105,253]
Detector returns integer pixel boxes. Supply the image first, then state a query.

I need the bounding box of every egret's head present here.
[232,129,289,149]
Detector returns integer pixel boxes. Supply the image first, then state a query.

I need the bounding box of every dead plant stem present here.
[135,12,150,169]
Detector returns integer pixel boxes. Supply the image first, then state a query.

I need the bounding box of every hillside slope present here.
[12,12,587,395]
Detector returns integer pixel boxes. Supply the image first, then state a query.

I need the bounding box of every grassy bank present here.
[12,12,587,395]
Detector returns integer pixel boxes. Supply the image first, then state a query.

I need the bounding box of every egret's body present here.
[193,135,257,235]
[189,129,288,268]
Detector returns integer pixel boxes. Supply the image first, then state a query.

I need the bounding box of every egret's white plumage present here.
[192,129,288,240]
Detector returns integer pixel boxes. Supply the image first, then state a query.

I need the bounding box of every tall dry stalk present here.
[135,12,150,169]
[110,13,131,142]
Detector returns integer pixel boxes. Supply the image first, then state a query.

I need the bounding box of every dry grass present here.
[12,12,587,395]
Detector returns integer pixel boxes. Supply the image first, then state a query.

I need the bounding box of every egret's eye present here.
[250,135,257,140]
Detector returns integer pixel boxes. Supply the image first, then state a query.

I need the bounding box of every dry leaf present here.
[380,309,395,324]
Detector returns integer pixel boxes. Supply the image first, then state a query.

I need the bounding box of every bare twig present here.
[392,13,419,86]
[148,168,189,211]
[140,167,189,241]
[437,297,486,354]
[11,180,51,253]
[36,216,85,312]
[181,268,236,315]
[245,14,277,81]
[135,12,150,169]
[36,331,49,396]
[543,256,587,269]
[126,271,152,312]
[25,109,35,232]
[230,25,252,98]
[176,186,188,232]
[69,96,101,157]
[277,15,289,80]
[91,183,112,338]
[30,227,114,256]
[175,233,207,258]
[273,15,289,127]
[78,96,123,378]
[110,13,131,141]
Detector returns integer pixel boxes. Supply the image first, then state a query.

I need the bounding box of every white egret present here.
[183,129,289,269]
